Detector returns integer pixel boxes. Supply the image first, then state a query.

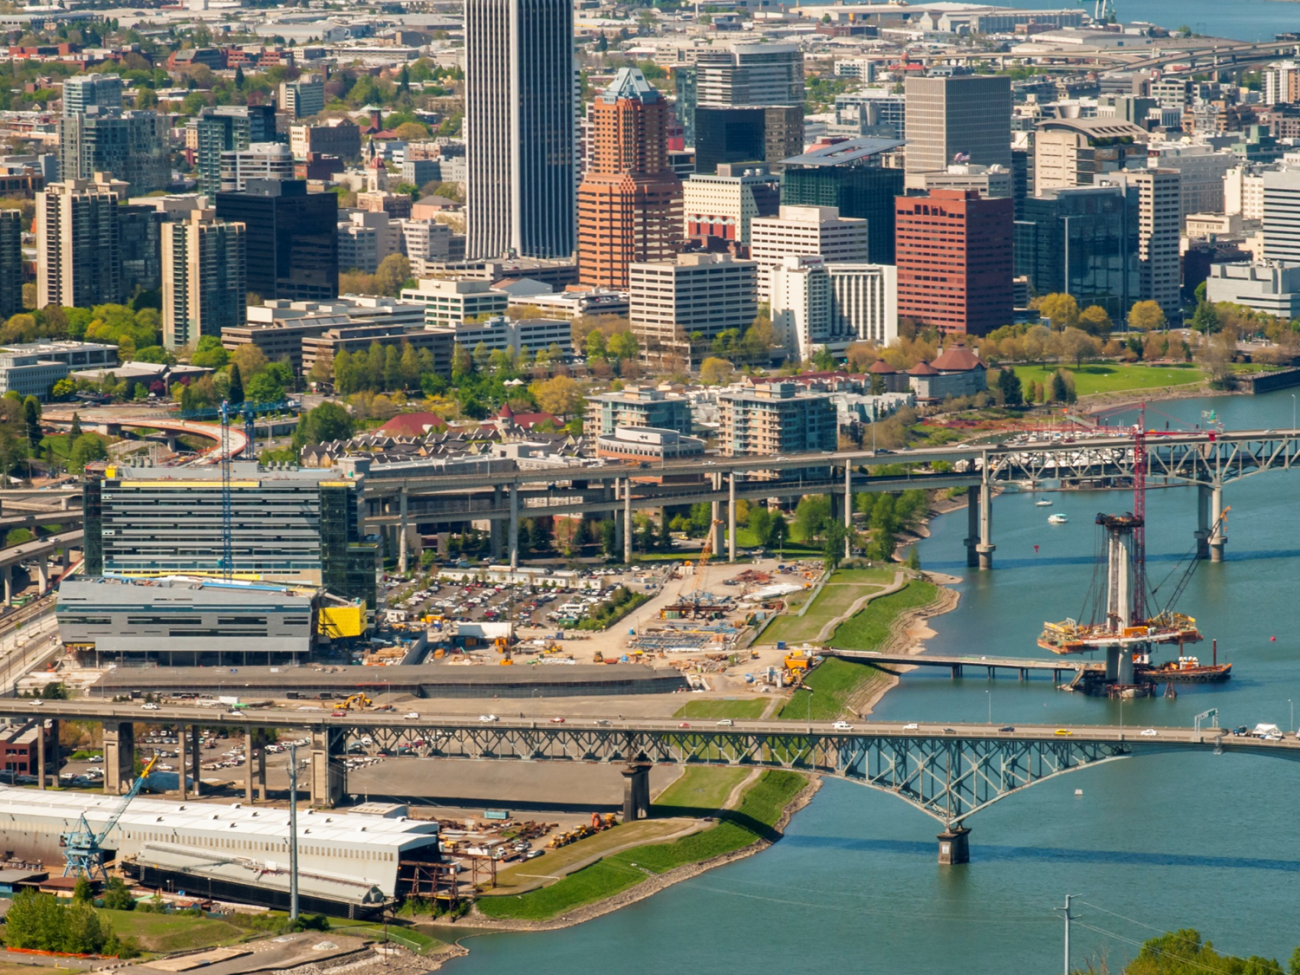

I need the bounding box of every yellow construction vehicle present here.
[341,693,372,710]
[593,650,604,663]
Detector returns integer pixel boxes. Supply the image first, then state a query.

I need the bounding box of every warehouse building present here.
[83,464,377,610]
[0,786,441,916]
[56,576,320,665]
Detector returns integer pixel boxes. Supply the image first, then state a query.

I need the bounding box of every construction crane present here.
[219,401,234,580]
[61,756,158,881]
[688,519,724,608]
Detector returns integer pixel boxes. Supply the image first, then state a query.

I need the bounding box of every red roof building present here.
[377,412,447,438]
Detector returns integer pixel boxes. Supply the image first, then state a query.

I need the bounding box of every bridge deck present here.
[824,649,1099,675]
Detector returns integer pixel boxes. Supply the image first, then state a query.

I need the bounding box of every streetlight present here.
[985,688,991,725]
[1291,394,1296,432]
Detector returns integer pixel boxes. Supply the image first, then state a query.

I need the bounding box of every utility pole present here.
[288,743,299,922]
[1055,894,1080,975]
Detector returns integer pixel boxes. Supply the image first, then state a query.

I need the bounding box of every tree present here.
[794,495,832,543]
[67,433,107,472]
[292,401,354,448]
[1078,305,1113,337]
[374,254,412,296]
[607,331,639,361]
[192,334,229,369]
[227,363,244,404]
[234,64,245,88]
[1128,300,1167,332]
[585,330,607,361]
[1191,300,1221,334]
[1059,327,1101,368]
[699,357,735,385]
[22,395,40,455]
[531,375,584,416]
[768,511,789,553]
[823,521,848,570]
[1037,293,1080,330]
[1050,370,1068,403]
[101,877,135,912]
[996,367,1023,407]
[245,371,285,404]
[451,343,473,382]
[69,412,82,438]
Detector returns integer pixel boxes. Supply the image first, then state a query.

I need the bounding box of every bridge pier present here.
[621,762,652,821]
[36,719,45,789]
[178,724,188,800]
[508,484,519,571]
[3,565,11,606]
[728,474,736,563]
[490,486,504,561]
[1195,484,1211,560]
[623,478,633,564]
[310,727,345,808]
[398,488,409,574]
[36,559,47,592]
[965,486,979,568]
[103,720,135,795]
[937,826,970,865]
[190,725,202,798]
[1209,484,1225,563]
[844,464,853,560]
[977,479,995,570]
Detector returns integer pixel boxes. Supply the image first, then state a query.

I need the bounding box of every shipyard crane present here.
[61,756,158,881]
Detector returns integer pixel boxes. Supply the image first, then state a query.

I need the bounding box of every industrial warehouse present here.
[0,787,442,916]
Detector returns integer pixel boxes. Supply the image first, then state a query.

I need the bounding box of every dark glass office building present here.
[215,179,338,302]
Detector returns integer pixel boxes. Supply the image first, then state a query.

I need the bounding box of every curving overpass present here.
[0,529,81,604]
[0,701,1287,862]
[43,410,247,462]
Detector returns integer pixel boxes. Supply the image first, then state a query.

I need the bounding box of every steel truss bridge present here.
[5,702,1293,861]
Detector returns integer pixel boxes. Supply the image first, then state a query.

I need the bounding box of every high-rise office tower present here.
[58,109,169,193]
[162,210,247,350]
[119,204,164,295]
[689,44,805,177]
[695,44,804,108]
[1099,169,1182,320]
[0,210,22,319]
[37,175,127,310]
[62,74,123,116]
[465,0,575,259]
[220,143,295,191]
[895,188,1013,336]
[577,68,682,289]
[903,75,1012,175]
[191,106,281,198]
[279,75,325,119]
[215,179,337,302]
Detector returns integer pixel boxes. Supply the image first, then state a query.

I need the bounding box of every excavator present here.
[341,693,372,710]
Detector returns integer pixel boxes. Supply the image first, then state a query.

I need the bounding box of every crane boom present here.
[61,756,158,881]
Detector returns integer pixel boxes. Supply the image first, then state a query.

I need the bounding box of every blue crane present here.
[60,755,158,881]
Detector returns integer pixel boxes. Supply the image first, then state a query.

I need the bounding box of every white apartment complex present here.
[1224,166,1265,221]
[749,205,869,299]
[769,255,897,360]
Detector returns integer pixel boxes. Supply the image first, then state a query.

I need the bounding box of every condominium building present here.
[1225,166,1265,220]
[220,142,295,192]
[895,189,1014,337]
[749,205,869,298]
[399,277,509,326]
[769,256,898,360]
[214,179,338,302]
[465,0,575,259]
[0,210,21,319]
[629,253,757,358]
[1263,169,1300,264]
[576,67,682,290]
[289,118,361,161]
[36,175,127,310]
[1098,169,1182,319]
[58,109,169,194]
[1263,62,1300,106]
[62,74,122,116]
[718,382,837,458]
[83,464,377,608]
[681,164,780,251]
[279,75,325,119]
[585,385,693,436]
[161,210,247,350]
[904,75,1012,175]
[1033,118,1148,194]
[191,106,280,198]
[398,220,455,276]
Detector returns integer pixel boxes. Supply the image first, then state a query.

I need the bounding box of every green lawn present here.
[830,581,939,650]
[1010,362,1202,397]
[776,657,887,721]
[830,567,898,585]
[672,699,768,720]
[476,770,806,922]
[654,766,751,809]
[100,910,247,954]
[761,582,880,647]
[333,923,441,954]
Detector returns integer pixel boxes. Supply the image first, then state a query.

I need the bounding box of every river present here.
[995,0,1298,42]
[437,390,1300,973]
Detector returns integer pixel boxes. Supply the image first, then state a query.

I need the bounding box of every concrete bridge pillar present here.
[844,464,853,560]
[36,719,45,789]
[178,725,188,800]
[310,727,345,808]
[710,473,723,558]
[621,762,652,822]
[977,479,995,570]
[103,720,135,795]
[965,486,979,568]
[508,483,520,571]
[3,565,11,607]
[727,474,736,563]
[398,488,409,574]
[190,726,202,798]
[1209,484,1226,563]
[1195,484,1211,560]
[937,826,970,865]
[623,478,633,565]
[36,559,47,592]
[490,486,504,561]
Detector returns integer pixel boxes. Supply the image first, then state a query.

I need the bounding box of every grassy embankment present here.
[776,580,939,721]
[1010,362,1201,397]
[673,699,767,720]
[760,566,898,648]
[475,769,806,922]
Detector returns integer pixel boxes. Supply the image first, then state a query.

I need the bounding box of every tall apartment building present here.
[718,382,837,458]
[279,75,325,119]
[0,210,22,319]
[398,219,456,276]
[629,253,757,358]
[769,255,897,360]
[220,143,295,191]
[58,109,169,194]
[1033,118,1148,194]
[904,75,1012,175]
[465,0,575,259]
[83,464,378,609]
[214,179,338,302]
[161,210,247,350]
[585,385,693,436]
[36,175,127,310]
[749,204,869,298]
[191,106,280,198]
[780,137,906,264]
[1099,169,1182,319]
[62,74,123,116]
[1263,62,1300,106]
[1263,169,1300,264]
[1148,143,1236,218]
[895,189,1013,337]
[577,68,682,289]
[1225,166,1265,220]
[682,164,781,251]
[399,278,509,326]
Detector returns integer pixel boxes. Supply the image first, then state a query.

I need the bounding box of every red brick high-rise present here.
[894,189,1013,336]
[577,67,682,289]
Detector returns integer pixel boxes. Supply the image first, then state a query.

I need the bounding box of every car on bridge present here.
[832,721,853,731]
[1140,728,1159,737]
